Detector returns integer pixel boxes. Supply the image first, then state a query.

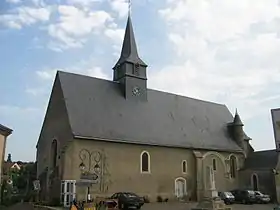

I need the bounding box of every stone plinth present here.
[191,197,231,210]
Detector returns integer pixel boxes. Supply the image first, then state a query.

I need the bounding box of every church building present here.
[36,15,257,206]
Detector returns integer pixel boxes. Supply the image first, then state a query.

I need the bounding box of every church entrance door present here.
[175,178,187,198]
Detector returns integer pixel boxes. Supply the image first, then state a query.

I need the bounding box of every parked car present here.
[110,192,145,209]
[218,191,235,204]
[230,189,256,204]
[254,191,270,204]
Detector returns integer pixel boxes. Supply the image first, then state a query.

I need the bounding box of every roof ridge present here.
[58,70,226,107]
[254,149,276,153]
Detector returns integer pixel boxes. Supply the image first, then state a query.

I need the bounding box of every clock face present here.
[132,86,141,96]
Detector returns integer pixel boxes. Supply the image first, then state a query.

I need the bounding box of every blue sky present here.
[1,0,280,161]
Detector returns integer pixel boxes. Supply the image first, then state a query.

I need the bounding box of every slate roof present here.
[0,124,13,136]
[242,149,279,170]
[233,110,244,126]
[57,71,243,152]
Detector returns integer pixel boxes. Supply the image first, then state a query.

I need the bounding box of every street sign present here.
[80,172,99,181]
[76,179,98,186]
[77,172,99,186]
[33,180,41,191]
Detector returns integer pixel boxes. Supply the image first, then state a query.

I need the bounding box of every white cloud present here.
[34,59,109,83]
[30,0,46,7]
[153,0,280,121]
[36,69,57,80]
[104,28,124,43]
[6,0,21,4]
[66,0,102,7]
[84,67,110,79]
[109,0,129,18]
[25,87,46,96]
[47,5,113,50]
[0,105,40,117]
[0,6,51,29]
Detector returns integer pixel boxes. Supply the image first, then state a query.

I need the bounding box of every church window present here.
[229,155,237,178]
[51,139,58,169]
[182,160,187,174]
[212,158,217,171]
[140,151,150,173]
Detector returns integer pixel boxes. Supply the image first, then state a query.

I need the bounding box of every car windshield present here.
[224,192,233,196]
[247,190,255,195]
[123,193,138,198]
[255,191,263,196]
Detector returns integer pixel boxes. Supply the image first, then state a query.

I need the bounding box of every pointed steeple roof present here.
[113,15,147,69]
[233,109,244,126]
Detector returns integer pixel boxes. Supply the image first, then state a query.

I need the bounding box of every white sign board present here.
[271,109,280,148]
[33,180,41,191]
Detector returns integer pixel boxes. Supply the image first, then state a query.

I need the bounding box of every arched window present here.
[229,155,237,178]
[51,140,58,169]
[140,151,150,173]
[212,158,217,171]
[182,160,187,174]
[251,174,259,191]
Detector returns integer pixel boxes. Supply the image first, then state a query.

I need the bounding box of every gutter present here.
[74,135,244,154]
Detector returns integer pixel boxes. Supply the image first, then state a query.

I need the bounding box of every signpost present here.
[78,149,102,204]
[33,180,40,203]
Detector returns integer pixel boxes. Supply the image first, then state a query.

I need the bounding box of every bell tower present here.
[112,14,148,101]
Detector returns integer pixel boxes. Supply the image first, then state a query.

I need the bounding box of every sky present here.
[1,0,280,161]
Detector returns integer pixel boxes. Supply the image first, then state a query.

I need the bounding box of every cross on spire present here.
[128,0,131,16]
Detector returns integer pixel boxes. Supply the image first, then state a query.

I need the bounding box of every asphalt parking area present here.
[141,202,275,210]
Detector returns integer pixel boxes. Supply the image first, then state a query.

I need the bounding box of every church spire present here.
[113,15,147,71]
[112,2,148,101]
[233,109,244,126]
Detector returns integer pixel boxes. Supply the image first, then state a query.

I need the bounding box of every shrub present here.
[143,196,150,203]
[2,194,23,206]
[156,196,163,202]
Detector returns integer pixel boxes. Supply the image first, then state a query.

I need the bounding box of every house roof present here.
[242,149,278,170]
[0,124,13,137]
[57,71,243,152]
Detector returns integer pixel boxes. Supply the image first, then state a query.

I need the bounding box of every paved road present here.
[2,202,35,210]
[1,202,276,210]
[142,202,275,210]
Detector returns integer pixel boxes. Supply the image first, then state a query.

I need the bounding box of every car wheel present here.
[242,199,246,204]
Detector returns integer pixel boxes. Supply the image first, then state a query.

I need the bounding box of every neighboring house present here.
[239,149,279,201]
[3,161,23,175]
[36,15,254,206]
[0,124,13,202]
[237,108,280,203]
